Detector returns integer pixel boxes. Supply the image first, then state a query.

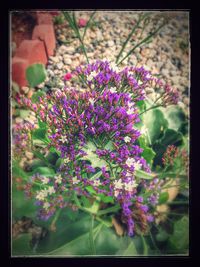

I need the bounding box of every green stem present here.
[141,235,148,256]
[117,20,167,66]
[97,204,121,216]
[82,11,96,41]
[139,104,162,116]
[115,13,145,64]
[89,214,96,255]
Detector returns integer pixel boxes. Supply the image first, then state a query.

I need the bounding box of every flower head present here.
[64,73,72,81]
[78,18,87,27]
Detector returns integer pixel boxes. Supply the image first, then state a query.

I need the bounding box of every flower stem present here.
[139,104,162,116]
[89,214,96,255]
[117,20,167,66]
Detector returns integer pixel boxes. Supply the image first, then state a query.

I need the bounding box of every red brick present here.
[15,39,48,65]
[12,57,29,87]
[32,25,56,57]
[36,12,53,25]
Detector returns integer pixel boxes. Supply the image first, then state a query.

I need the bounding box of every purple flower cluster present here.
[12,122,35,158]
[16,60,178,236]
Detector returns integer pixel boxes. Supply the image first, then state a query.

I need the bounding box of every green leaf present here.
[135,169,155,179]
[138,137,156,166]
[38,119,47,129]
[122,240,138,255]
[31,90,46,103]
[82,141,107,169]
[161,106,187,132]
[86,185,97,195]
[26,63,47,88]
[32,150,50,167]
[65,207,79,222]
[31,167,55,177]
[12,187,37,220]
[82,11,96,41]
[99,194,114,204]
[12,233,33,256]
[55,158,62,169]
[12,160,29,180]
[168,216,189,253]
[81,196,91,208]
[136,100,146,113]
[156,229,170,242]
[143,109,168,144]
[32,128,50,145]
[158,192,169,204]
[37,211,97,254]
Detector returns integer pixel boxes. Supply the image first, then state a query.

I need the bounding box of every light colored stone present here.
[49,56,60,63]
[37,82,45,89]
[21,86,29,94]
[183,97,189,106]
[25,151,34,160]
[57,62,64,70]
[107,40,115,47]
[63,57,72,65]
[15,117,23,124]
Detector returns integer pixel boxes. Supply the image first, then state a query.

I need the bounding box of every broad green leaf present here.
[99,194,114,204]
[31,166,55,177]
[12,187,37,220]
[158,192,169,204]
[156,229,170,242]
[12,233,33,256]
[141,146,156,166]
[168,216,189,253]
[26,63,47,88]
[86,185,97,195]
[135,169,155,179]
[32,150,50,167]
[143,109,168,144]
[81,196,91,208]
[160,106,187,132]
[32,128,47,141]
[55,158,62,168]
[12,160,29,180]
[136,100,146,113]
[38,119,47,129]
[36,211,97,254]
[82,141,107,168]
[122,240,138,255]
[65,207,79,222]
[138,136,156,166]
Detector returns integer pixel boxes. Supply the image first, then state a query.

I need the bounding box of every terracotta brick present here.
[32,25,56,57]
[36,12,53,25]
[12,57,29,87]
[15,39,48,65]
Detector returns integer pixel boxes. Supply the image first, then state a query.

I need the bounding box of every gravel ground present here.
[44,11,190,112]
[14,10,190,167]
